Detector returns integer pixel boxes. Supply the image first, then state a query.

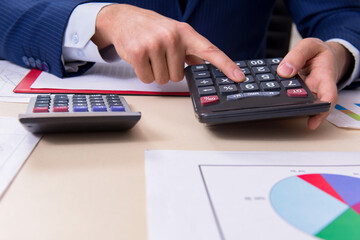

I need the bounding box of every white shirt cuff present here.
[327,38,360,90]
[62,3,121,72]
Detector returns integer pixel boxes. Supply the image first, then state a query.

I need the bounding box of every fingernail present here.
[233,68,245,81]
[278,62,295,77]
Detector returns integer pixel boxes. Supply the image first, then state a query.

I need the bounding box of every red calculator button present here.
[287,88,308,97]
[200,95,219,105]
[53,106,69,112]
[33,107,49,113]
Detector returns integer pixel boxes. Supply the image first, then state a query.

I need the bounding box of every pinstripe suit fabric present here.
[1,0,359,78]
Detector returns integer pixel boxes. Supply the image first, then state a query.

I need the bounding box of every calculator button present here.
[196,78,213,87]
[200,95,219,105]
[72,97,87,101]
[193,71,211,79]
[256,73,275,82]
[35,103,49,108]
[89,96,103,100]
[107,98,121,102]
[108,102,123,107]
[267,58,282,65]
[260,81,281,91]
[37,95,51,99]
[90,100,105,104]
[72,97,86,100]
[252,66,270,74]
[281,80,302,89]
[287,88,308,97]
[235,61,247,67]
[247,59,266,66]
[244,75,255,83]
[212,68,226,77]
[276,75,297,81]
[216,77,234,85]
[198,86,216,96]
[35,98,50,103]
[90,94,103,98]
[227,91,280,101]
[106,94,120,98]
[219,84,238,95]
[73,100,87,104]
[191,65,208,71]
[53,96,69,102]
[53,100,68,105]
[240,68,251,75]
[239,83,259,92]
[53,106,69,112]
[35,100,50,105]
[33,106,49,113]
[271,65,278,72]
[92,105,107,112]
[91,102,106,106]
[73,106,88,112]
[73,103,87,107]
[110,106,125,112]
[54,94,68,98]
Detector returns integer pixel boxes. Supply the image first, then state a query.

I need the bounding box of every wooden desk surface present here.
[0,96,359,240]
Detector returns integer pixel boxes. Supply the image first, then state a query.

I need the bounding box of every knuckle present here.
[177,22,194,33]
[205,44,220,52]
[155,71,170,85]
[156,77,170,85]
[147,37,162,52]
[163,29,179,48]
[170,72,184,82]
[173,74,184,82]
[128,46,146,61]
[201,44,221,58]
[155,27,179,48]
[140,75,154,84]
[304,37,326,50]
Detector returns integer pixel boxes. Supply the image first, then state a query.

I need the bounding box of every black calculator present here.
[19,94,141,133]
[184,58,330,124]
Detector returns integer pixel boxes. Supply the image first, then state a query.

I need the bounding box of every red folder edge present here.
[13,69,190,96]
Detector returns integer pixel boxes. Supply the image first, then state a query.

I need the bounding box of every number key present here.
[281,80,302,89]
[239,83,259,92]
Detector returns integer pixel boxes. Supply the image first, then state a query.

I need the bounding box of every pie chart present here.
[270,173,360,240]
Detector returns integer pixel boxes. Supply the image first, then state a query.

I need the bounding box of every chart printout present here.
[145,150,360,240]
[0,117,41,197]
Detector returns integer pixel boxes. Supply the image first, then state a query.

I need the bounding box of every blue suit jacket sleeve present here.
[0,1,96,78]
[0,0,182,78]
[287,0,360,53]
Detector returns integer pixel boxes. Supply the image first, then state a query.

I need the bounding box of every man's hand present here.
[91,4,245,85]
[277,38,354,130]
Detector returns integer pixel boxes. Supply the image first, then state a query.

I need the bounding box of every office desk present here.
[0,96,359,240]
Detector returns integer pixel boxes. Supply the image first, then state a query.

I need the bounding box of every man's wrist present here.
[62,2,113,64]
[327,39,360,90]
[327,41,353,82]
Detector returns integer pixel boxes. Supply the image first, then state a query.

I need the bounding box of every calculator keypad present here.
[20,94,141,133]
[185,57,331,124]
[32,94,126,113]
[188,58,310,106]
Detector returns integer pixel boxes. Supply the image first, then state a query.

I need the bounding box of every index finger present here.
[181,24,245,82]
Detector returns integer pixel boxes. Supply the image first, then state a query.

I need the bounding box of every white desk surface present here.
[0,96,359,240]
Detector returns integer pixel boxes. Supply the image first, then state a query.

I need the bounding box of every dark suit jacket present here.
[1,0,360,78]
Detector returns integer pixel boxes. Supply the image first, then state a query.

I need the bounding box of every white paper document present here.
[31,61,189,93]
[0,60,35,102]
[0,117,41,198]
[145,150,360,240]
[327,89,360,129]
